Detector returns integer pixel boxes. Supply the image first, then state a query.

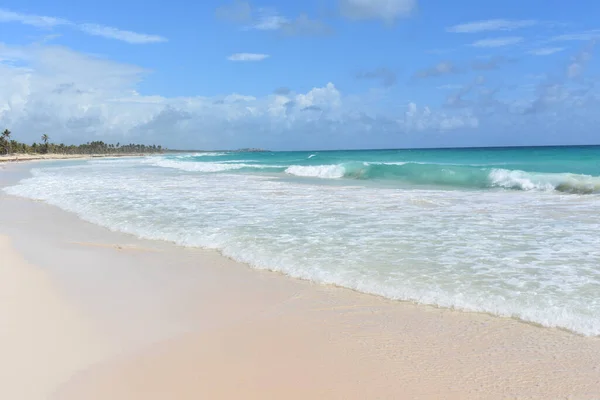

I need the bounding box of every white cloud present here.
[339,0,417,24]
[295,83,341,109]
[439,115,479,130]
[0,8,166,44]
[252,9,289,30]
[0,8,66,28]
[248,12,331,36]
[470,36,523,48]
[78,24,167,44]
[227,53,270,62]
[403,102,478,131]
[447,19,537,33]
[528,47,565,56]
[0,42,483,150]
[550,29,600,42]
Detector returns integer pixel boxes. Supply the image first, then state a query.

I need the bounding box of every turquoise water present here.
[158,146,600,193]
[5,146,600,335]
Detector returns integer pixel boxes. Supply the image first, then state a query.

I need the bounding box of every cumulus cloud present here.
[5,40,597,150]
[507,42,597,117]
[404,102,478,131]
[0,42,487,150]
[339,0,417,24]
[295,83,342,109]
[447,19,537,33]
[227,53,270,61]
[470,36,523,48]
[0,7,166,44]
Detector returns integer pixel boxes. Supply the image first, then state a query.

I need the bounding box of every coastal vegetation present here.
[0,129,164,155]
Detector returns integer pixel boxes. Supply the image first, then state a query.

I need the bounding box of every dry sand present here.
[0,236,116,400]
[1,164,600,399]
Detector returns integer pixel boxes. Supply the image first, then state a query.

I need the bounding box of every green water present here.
[167,146,600,193]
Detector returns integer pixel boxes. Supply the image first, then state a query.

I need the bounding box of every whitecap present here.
[284,164,345,179]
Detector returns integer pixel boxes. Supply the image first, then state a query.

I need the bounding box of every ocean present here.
[5,146,600,335]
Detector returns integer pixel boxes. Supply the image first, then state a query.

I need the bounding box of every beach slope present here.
[0,165,599,399]
[0,236,115,400]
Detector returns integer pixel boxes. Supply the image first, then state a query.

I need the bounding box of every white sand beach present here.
[0,153,148,164]
[1,163,600,399]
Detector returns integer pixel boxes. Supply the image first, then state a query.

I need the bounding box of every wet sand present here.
[1,164,599,399]
[0,153,147,164]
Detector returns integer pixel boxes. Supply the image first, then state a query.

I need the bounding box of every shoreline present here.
[0,153,154,164]
[1,163,600,399]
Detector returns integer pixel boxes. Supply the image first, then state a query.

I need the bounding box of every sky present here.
[1,0,599,150]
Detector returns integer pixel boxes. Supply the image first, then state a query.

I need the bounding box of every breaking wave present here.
[284,162,600,193]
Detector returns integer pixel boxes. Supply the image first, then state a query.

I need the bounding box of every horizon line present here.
[165,143,600,153]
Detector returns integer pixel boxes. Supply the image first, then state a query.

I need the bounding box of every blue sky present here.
[1,0,599,150]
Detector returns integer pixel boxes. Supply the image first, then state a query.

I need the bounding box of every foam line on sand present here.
[0,173,600,399]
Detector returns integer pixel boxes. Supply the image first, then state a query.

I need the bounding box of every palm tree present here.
[2,129,11,154]
[41,134,49,154]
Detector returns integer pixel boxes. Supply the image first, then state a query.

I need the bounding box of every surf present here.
[5,150,600,336]
[283,161,600,193]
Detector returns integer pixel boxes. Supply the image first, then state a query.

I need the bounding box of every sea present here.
[4,146,600,336]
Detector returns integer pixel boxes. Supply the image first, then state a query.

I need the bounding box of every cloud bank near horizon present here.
[1,41,598,150]
[1,2,600,150]
[0,43,488,150]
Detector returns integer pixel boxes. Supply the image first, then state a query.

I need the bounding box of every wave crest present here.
[489,169,600,194]
[285,164,346,179]
[284,162,600,193]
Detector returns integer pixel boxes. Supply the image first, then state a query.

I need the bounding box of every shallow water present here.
[5,147,600,335]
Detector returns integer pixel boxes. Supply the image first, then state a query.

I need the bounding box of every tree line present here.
[1,129,164,155]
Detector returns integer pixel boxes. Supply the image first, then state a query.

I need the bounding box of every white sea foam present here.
[5,158,600,336]
[218,160,258,163]
[366,161,408,166]
[189,152,228,157]
[285,164,345,178]
[489,169,600,193]
[147,159,277,173]
[88,157,151,165]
